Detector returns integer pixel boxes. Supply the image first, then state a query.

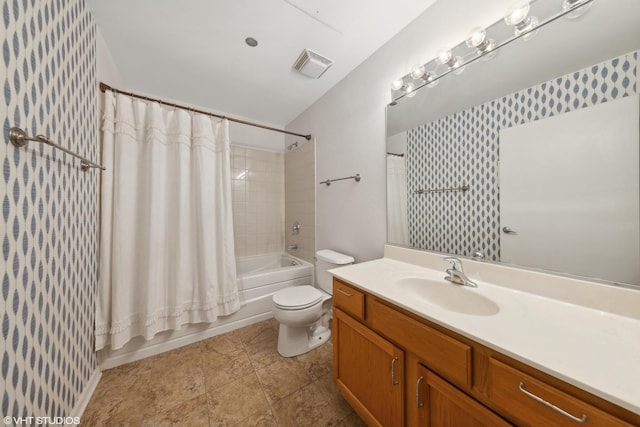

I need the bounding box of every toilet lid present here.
[273,285,323,310]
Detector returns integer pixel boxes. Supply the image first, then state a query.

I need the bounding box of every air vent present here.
[293,49,334,79]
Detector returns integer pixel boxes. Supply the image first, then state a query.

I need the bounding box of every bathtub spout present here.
[287,244,298,250]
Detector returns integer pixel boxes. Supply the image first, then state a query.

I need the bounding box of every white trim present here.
[101,312,273,369]
[72,369,102,418]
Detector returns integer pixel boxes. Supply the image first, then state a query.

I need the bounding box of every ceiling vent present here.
[293,49,334,79]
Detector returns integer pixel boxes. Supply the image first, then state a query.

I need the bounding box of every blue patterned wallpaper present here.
[407,51,638,260]
[1,0,98,420]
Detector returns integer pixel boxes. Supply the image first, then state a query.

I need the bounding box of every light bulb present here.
[562,0,592,19]
[504,2,538,39]
[466,27,496,56]
[504,2,530,26]
[466,27,486,48]
[405,83,416,98]
[410,64,425,80]
[425,71,439,88]
[391,79,404,91]
[516,15,538,39]
[436,48,463,72]
[436,49,453,65]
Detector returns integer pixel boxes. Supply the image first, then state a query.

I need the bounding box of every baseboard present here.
[101,312,273,370]
[73,368,101,418]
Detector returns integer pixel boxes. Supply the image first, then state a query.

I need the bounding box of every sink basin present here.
[395,277,500,316]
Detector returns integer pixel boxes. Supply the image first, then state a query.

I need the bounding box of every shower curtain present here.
[387,155,409,245]
[95,92,239,351]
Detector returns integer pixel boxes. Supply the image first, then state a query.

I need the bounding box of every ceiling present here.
[87,0,438,127]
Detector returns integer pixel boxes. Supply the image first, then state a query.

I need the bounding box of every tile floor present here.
[82,319,365,426]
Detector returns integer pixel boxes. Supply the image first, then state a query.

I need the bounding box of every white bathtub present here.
[102,252,313,368]
[237,252,314,298]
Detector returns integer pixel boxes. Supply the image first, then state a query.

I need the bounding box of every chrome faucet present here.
[443,257,477,288]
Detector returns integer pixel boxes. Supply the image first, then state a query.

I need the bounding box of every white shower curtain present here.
[95,91,240,351]
[387,155,409,245]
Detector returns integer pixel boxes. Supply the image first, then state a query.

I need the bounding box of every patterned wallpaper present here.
[407,51,638,261]
[1,0,98,420]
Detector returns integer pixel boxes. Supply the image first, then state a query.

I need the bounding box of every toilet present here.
[272,249,354,357]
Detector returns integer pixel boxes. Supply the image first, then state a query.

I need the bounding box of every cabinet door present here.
[416,365,512,427]
[334,308,404,427]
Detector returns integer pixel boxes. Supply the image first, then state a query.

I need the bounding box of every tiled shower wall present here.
[407,51,639,261]
[1,0,98,419]
[284,139,315,264]
[231,146,284,256]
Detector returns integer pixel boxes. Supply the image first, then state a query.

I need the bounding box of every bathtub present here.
[102,252,313,368]
[237,252,314,296]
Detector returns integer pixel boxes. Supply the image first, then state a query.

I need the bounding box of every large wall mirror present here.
[386,0,640,287]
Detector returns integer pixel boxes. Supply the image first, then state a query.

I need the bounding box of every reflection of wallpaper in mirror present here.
[406,50,638,261]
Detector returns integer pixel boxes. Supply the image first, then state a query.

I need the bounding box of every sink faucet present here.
[443,257,477,288]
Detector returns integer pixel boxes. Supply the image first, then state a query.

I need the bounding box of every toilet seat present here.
[273,285,323,310]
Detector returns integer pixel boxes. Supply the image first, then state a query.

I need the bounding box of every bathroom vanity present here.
[330,246,640,427]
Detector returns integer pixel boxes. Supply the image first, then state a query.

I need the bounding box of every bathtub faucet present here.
[287,244,298,251]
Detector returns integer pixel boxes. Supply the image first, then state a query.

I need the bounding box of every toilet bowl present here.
[271,249,354,357]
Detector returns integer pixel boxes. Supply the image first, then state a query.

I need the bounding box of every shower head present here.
[287,142,299,151]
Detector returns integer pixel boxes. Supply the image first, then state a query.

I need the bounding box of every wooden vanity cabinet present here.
[333,307,404,427]
[332,278,639,427]
[416,365,513,426]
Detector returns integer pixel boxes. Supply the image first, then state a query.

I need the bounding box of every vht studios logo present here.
[3,416,80,425]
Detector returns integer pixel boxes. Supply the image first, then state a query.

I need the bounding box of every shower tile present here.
[255,357,313,403]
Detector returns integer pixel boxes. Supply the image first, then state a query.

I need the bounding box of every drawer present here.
[371,299,472,387]
[489,358,632,427]
[333,279,365,320]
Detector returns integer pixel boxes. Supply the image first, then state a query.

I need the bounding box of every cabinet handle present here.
[518,382,588,423]
[337,288,353,297]
[391,357,399,385]
[416,376,425,408]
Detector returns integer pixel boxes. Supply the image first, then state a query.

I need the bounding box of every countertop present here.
[330,255,640,415]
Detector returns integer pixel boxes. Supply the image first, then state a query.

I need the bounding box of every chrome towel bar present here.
[9,127,105,171]
[414,185,468,194]
[320,174,361,186]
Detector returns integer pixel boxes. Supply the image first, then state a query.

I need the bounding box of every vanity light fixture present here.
[562,0,593,19]
[410,64,425,80]
[391,79,404,91]
[504,2,539,39]
[405,83,417,98]
[436,48,465,75]
[466,27,496,59]
[424,71,438,88]
[389,0,596,104]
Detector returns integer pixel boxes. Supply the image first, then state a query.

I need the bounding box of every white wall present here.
[96,27,286,152]
[286,0,514,262]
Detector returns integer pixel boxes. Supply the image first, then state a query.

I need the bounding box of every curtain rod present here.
[99,82,312,141]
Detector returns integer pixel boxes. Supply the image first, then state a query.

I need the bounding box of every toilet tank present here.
[315,250,354,294]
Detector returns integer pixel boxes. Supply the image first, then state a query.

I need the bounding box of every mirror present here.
[386,0,640,286]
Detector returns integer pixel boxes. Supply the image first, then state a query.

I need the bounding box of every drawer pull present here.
[416,375,425,408]
[337,288,353,297]
[518,382,588,423]
[391,357,399,385]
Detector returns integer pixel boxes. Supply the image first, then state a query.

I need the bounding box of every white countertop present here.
[330,252,640,415]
